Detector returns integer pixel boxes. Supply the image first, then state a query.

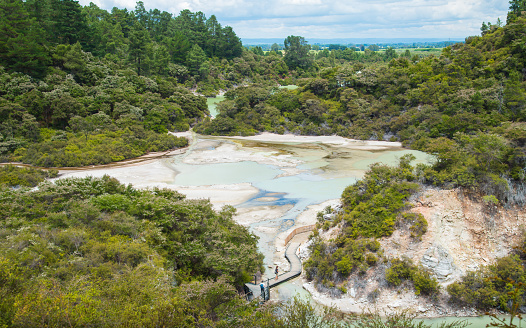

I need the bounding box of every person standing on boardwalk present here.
[275,266,279,280]
[260,282,265,298]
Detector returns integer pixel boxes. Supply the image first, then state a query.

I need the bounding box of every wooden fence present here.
[284,225,316,245]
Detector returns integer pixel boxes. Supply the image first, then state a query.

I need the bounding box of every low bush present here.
[0,175,264,326]
[0,165,57,187]
[13,128,188,167]
[400,212,428,240]
[447,252,526,311]
[305,155,422,287]
[386,258,440,296]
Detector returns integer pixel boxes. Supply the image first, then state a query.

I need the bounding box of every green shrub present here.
[305,157,419,286]
[400,212,428,240]
[0,176,264,326]
[447,253,526,311]
[91,193,132,212]
[17,129,188,167]
[341,157,420,239]
[412,269,440,295]
[386,258,414,286]
[0,165,57,187]
[365,253,378,266]
[335,256,353,276]
[386,258,440,296]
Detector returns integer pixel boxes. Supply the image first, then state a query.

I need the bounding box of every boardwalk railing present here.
[284,224,316,245]
[244,242,303,302]
[244,224,318,302]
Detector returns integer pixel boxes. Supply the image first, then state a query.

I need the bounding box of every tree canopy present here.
[284,35,313,70]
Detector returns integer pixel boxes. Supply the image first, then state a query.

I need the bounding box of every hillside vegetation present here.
[0,167,472,328]
[1,0,526,324]
[0,168,265,327]
[305,156,441,298]
[1,0,245,166]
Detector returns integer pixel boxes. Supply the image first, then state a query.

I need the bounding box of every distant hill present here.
[242,37,465,46]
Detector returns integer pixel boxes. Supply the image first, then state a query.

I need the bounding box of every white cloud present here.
[285,0,323,5]
[78,0,508,39]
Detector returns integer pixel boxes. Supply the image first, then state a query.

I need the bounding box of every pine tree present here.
[218,26,242,59]
[82,2,110,56]
[205,15,221,57]
[50,0,90,45]
[166,32,191,64]
[0,0,50,77]
[507,0,526,23]
[133,1,150,30]
[504,71,526,120]
[283,35,313,70]
[186,44,206,76]
[128,22,151,75]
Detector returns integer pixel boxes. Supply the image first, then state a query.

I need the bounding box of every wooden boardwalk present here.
[244,242,302,299]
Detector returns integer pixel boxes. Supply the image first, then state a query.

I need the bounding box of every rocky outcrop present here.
[306,187,526,317]
[380,188,525,283]
[420,245,456,281]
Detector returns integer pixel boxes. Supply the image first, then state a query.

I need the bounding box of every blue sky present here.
[78,0,509,39]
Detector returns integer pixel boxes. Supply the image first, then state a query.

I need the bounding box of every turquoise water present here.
[352,149,435,170]
[422,315,525,327]
[279,85,299,90]
[254,173,357,204]
[167,139,431,230]
[206,95,225,118]
[173,161,281,186]
[167,139,426,281]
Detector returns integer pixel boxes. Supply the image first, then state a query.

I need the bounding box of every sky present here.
[77,0,510,40]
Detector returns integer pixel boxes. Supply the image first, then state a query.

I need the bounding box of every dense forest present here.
[0,0,243,167]
[0,168,267,327]
[1,0,526,325]
[0,0,433,167]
